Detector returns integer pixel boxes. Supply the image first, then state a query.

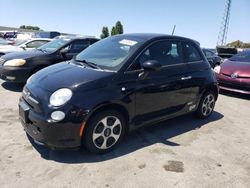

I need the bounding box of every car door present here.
[130,39,192,125]
[66,39,91,59]
[182,41,211,105]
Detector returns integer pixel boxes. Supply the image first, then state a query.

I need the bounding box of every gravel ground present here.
[0,80,249,188]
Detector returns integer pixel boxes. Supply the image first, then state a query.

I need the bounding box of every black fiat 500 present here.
[19,34,219,153]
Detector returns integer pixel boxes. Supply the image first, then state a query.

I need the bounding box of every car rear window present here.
[183,42,202,62]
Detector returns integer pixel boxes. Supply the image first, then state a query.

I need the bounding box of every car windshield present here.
[229,51,250,62]
[75,35,146,71]
[14,40,27,46]
[38,39,69,52]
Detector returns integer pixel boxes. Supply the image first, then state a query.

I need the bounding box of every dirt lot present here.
[0,80,249,188]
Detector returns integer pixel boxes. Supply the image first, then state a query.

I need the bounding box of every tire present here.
[196,91,216,119]
[83,110,126,153]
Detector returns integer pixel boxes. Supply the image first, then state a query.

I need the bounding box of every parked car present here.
[0,37,99,82]
[216,46,237,59]
[202,48,222,68]
[33,31,60,39]
[3,32,17,39]
[214,50,250,94]
[19,33,219,153]
[0,38,13,45]
[0,38,51,57]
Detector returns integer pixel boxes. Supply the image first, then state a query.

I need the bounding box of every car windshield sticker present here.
[119,39,138,46]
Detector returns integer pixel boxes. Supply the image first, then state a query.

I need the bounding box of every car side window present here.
[131,40,183,70]
[69,40,90,53]
[204,50,213,58]
[183,42,202,62]
[26,40,48,48]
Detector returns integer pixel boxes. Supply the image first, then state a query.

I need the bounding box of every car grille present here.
[221,73,250,79]
[22,87,42,113]
[219,81,250,92]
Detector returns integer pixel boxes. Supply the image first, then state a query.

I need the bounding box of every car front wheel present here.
[83,110,126,153]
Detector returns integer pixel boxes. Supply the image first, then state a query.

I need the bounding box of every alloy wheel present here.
[92,116,122,150]
[201,94,215,116]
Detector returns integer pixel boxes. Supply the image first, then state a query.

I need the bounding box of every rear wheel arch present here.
[200,84,218,101]
[205,84,219,100]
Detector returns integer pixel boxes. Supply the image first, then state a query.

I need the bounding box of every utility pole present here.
[217,0,231,46]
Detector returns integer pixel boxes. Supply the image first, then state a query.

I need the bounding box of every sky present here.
[0,0,249,48]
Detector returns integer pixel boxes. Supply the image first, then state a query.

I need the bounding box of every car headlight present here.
[214,65,221,74]
[4,59,26,67]
[49,88,72,107]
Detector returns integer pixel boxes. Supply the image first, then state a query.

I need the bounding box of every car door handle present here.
[181,76,192,80]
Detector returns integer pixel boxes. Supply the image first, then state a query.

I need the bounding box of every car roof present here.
[119,33,200,45]
[54,35,98,40]
[30,38,52,40]
[29,38,52,41]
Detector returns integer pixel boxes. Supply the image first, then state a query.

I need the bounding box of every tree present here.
[100,21,124,37]
[20,25,26,29]
[19,25,41,31]
[111,26,116,36]
[226,40,250,48]
[115,21,123,35]
[100,26,109,39]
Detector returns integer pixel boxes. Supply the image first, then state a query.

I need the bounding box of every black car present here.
[0,37,99,82]
[19,34,219,153]
[202,48,222,68]
[33,31,61,39]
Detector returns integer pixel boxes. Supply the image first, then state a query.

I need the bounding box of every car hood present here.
[28,61,116,92]
[220,60,250,78]
[1,49,46,60]
[0,45,22,53]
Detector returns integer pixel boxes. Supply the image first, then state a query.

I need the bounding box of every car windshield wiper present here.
[74,59,102,70]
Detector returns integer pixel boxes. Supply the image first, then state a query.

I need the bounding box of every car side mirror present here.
[60,48,69,58]
[20,44,26,50]
[142,60,162,71]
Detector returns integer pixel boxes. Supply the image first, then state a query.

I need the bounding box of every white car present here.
[0,38,51,56]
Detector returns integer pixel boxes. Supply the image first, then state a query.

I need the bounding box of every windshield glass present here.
[75,35,146,71]
[38,39,69,52]
[229,51,250,62]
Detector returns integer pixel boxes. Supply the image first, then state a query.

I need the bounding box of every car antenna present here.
[172,25,176,35]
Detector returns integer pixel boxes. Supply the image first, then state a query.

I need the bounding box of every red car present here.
[214,50,250,94]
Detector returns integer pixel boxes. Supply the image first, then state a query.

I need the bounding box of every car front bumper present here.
[19,96,88,150]
[0,65,32,82]
[216,73,250,94]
